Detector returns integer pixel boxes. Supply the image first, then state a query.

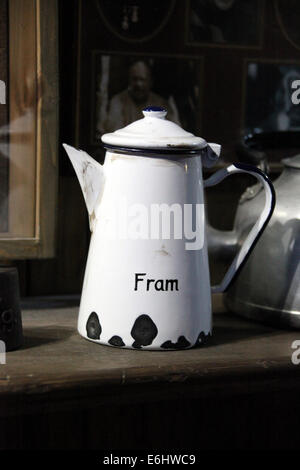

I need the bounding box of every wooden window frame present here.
[0,0,58,259]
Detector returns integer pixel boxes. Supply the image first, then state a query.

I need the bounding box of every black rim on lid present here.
[102,143,204,157]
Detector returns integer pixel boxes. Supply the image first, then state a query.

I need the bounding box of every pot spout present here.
[63,144,105,231]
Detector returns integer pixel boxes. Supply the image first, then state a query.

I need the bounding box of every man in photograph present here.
[102,60,180,133]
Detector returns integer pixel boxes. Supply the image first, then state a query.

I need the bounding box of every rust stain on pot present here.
[110,154,137,163]
[155,245,170,257]
[166,143,191,148]
[153,158,185,168]
[89,211,96,231]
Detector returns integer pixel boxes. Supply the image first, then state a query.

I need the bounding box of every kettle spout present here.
[63,144,105,231]
[206,222,238,261]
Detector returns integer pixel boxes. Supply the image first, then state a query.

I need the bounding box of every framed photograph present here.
[276,0,300,50]
[244,61,300,135]
[0,0,58,259]
[94,0,175,43]
[186,0,263,48]
[91,52,203,146]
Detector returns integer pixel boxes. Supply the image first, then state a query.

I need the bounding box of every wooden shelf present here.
[1,294,299,407]
[1,294,300,450]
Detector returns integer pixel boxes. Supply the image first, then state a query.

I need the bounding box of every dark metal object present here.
[208,131,300,328]
[0,267,23,351]
[225,154,300,328]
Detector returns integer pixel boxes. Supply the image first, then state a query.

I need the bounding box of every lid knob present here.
[142,106,167,119]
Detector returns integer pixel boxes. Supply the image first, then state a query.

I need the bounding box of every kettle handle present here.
[204,163,276,293]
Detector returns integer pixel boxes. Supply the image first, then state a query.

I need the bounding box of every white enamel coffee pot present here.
[63,107,275,350]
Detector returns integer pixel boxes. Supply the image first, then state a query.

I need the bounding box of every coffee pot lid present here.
[101,106,207,154]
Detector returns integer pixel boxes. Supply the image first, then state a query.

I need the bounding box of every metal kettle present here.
[208,131,300,328]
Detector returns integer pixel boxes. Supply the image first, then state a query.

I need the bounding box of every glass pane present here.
[245,62,300,135]
[0,0,36,238]
[0,0,8,233]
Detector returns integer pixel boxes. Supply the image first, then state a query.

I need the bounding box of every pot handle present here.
[204,163,276,293]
